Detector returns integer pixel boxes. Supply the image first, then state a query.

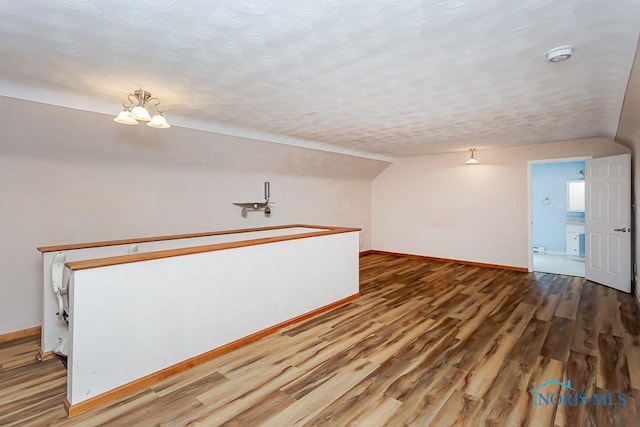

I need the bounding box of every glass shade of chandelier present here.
[113,89,170,129]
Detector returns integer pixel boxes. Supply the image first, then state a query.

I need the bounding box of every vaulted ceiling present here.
[1,1,639,160]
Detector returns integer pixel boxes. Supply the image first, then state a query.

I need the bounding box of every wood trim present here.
[37,350,57,361]
[364,250,528,273]
[38,224,357,253]
[0,326,41,344]
[66,227,361,271]
[39,224,298,252]
[359,250,375,256]
[64,292,360,417]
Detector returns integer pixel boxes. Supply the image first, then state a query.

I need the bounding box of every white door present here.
[585,154,631,293]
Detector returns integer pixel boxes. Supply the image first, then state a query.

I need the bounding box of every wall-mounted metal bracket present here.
[233,182,273,217]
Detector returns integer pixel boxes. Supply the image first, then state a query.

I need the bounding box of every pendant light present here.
[465,148,479,164]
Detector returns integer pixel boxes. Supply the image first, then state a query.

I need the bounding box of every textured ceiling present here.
[0,0,639,160]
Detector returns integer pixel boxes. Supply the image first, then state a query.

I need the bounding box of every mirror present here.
[567,180,585,212]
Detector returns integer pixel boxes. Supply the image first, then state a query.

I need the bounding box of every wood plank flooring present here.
[2,253,639,426]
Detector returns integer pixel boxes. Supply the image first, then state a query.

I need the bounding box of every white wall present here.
[67,231,359,405]
[616,38,640,302]
[0,97,388,335]
[372,138,630,269]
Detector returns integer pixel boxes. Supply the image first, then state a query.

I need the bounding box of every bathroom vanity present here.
[566,179,586,258]
[566,220,585,258]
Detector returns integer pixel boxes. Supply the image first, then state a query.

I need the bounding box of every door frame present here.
[527,156,592,272]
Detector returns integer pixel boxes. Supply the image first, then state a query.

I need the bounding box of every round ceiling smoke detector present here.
[547,46,574,62]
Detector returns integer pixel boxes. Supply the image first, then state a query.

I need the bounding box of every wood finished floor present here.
[2,253,640,426]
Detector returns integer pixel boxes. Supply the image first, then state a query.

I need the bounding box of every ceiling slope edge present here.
[614,36,640,146]
[0,81,394,163]
[168,114,394,163]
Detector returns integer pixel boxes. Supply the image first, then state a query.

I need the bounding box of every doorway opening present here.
[527,157,590,276]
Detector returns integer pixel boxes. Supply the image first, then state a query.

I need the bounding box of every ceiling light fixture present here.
[465,148,479,165]
[113,89,170,129]
[547,46,574,63]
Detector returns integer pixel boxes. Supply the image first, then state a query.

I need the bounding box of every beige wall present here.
[616,37,640,302]
[372,138,630,269]
[0,97,388,335]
